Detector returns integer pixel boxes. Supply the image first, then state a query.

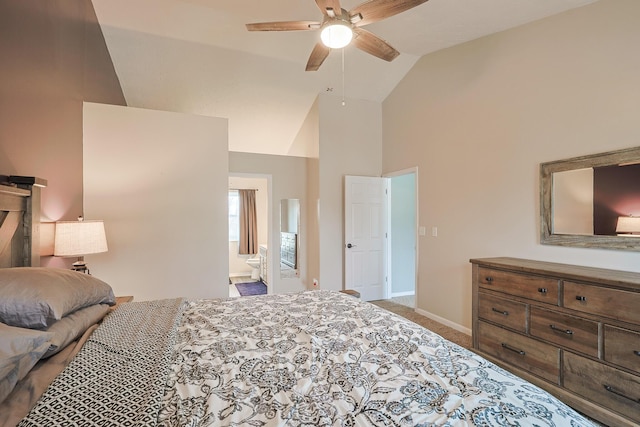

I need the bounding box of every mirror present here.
[541,146,640,251]
[280,199,300,278]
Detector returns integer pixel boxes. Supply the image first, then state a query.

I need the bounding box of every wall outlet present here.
[313,278,318,287]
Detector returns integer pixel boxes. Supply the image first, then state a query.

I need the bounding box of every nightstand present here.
[111,295,133,311]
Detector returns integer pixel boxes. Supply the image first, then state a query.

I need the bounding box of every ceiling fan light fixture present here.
[320,22,353,49]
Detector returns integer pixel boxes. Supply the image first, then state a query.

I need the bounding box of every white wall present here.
[382,0,640,330]
[318,94,383,291]
[83,103,229,300]
[229,151,308,294]
[228,176,269,277]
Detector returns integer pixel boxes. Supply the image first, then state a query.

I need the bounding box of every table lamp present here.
[54,217,108,273]
[615,215,640,236]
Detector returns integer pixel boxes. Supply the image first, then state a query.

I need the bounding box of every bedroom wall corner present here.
[0,0,125,266]
[318,94,383,292]
[229,152,309,295]
[382,0,640,330]
[83,103,228,300]
[305,156,320,290]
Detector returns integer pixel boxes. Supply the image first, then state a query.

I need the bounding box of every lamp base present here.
[71,260,90,274]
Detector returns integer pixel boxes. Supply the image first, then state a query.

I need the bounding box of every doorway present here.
[343,171,417,304]
[228,174,270,297]
[386,169,417,308]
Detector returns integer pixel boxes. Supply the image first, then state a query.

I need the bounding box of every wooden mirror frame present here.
[540,146,640,251]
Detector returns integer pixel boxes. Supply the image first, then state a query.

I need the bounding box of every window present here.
[228,190,239,241]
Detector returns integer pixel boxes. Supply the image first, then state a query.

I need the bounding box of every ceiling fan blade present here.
[350,0,428,26]
[352,27,399,62]
[315,0,342,17]
[246,21,320,31]
[306,42,331,71]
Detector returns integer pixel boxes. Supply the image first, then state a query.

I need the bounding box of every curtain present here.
[238,189,258,255]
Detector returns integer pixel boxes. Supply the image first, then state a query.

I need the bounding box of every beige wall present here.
[553,168,593,235]
[83,103,229,301]
[289,97,320,158]
[382,0,640,330]
[229,152,308,294]
[318,94,383,291]
[302,99,321,290]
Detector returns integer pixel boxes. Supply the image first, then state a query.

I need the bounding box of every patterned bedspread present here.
[18,291,597,426]
[20,298,185,427]
[157,291,596,427]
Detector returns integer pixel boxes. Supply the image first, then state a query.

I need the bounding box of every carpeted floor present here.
[371,299,471,349]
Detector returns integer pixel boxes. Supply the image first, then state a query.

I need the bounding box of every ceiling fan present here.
[246,0,429,71]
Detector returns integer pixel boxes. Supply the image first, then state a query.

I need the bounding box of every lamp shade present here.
[320,22,353,49]
[54,220,108,257]
[615,216,640,234]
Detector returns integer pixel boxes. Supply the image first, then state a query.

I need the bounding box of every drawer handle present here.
[575,295,587,302]
[549,324,573,335]
[634,350,640,357]
[501,343,525,356]
[485,277,493,283]
[603,384,640,403]
[538,288,547,294]
[491,308,509,316]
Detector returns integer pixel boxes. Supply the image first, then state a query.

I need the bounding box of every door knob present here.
[346,243,356,248]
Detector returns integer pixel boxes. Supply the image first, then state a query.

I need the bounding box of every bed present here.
[0,179,599,426]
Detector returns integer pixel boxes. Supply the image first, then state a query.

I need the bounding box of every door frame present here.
[228,172,273,293]
[384,167,419,305]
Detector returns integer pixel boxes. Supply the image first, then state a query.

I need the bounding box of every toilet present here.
[246,256,260,280]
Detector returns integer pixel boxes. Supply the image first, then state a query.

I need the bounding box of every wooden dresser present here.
[471,257,640,427]
[280,232,297,269]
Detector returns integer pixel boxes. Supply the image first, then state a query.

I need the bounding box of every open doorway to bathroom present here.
[386,169,417,308]
[228,175,270,297]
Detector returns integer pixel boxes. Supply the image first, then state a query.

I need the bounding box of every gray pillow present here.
[0,268,115,329]
[43,304,110,358]
[0,322,52,404]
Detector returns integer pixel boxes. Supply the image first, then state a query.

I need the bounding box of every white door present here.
[344,175,387,301]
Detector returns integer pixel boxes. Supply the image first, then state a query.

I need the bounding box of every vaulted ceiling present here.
[92,0,597,156]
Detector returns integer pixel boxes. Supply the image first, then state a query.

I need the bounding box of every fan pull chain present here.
[341,49,346,106]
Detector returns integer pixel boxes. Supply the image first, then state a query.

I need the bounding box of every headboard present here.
[0,176,47,267]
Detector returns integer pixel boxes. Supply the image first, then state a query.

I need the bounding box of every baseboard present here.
[414,307,471,336]
[229,272,252,278]
[390,291,415,298]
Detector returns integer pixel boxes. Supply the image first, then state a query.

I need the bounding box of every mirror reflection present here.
[280,199,300,278]
[552,164,640,236]
[541,146,640,251]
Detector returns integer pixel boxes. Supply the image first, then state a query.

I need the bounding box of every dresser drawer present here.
[478,267,559,305]
[478,292,527,333]
[604,325,640,375]
[564,281,640,325]
[530,306,599,357]
[477,320,559,383]
[564,351,640,423]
